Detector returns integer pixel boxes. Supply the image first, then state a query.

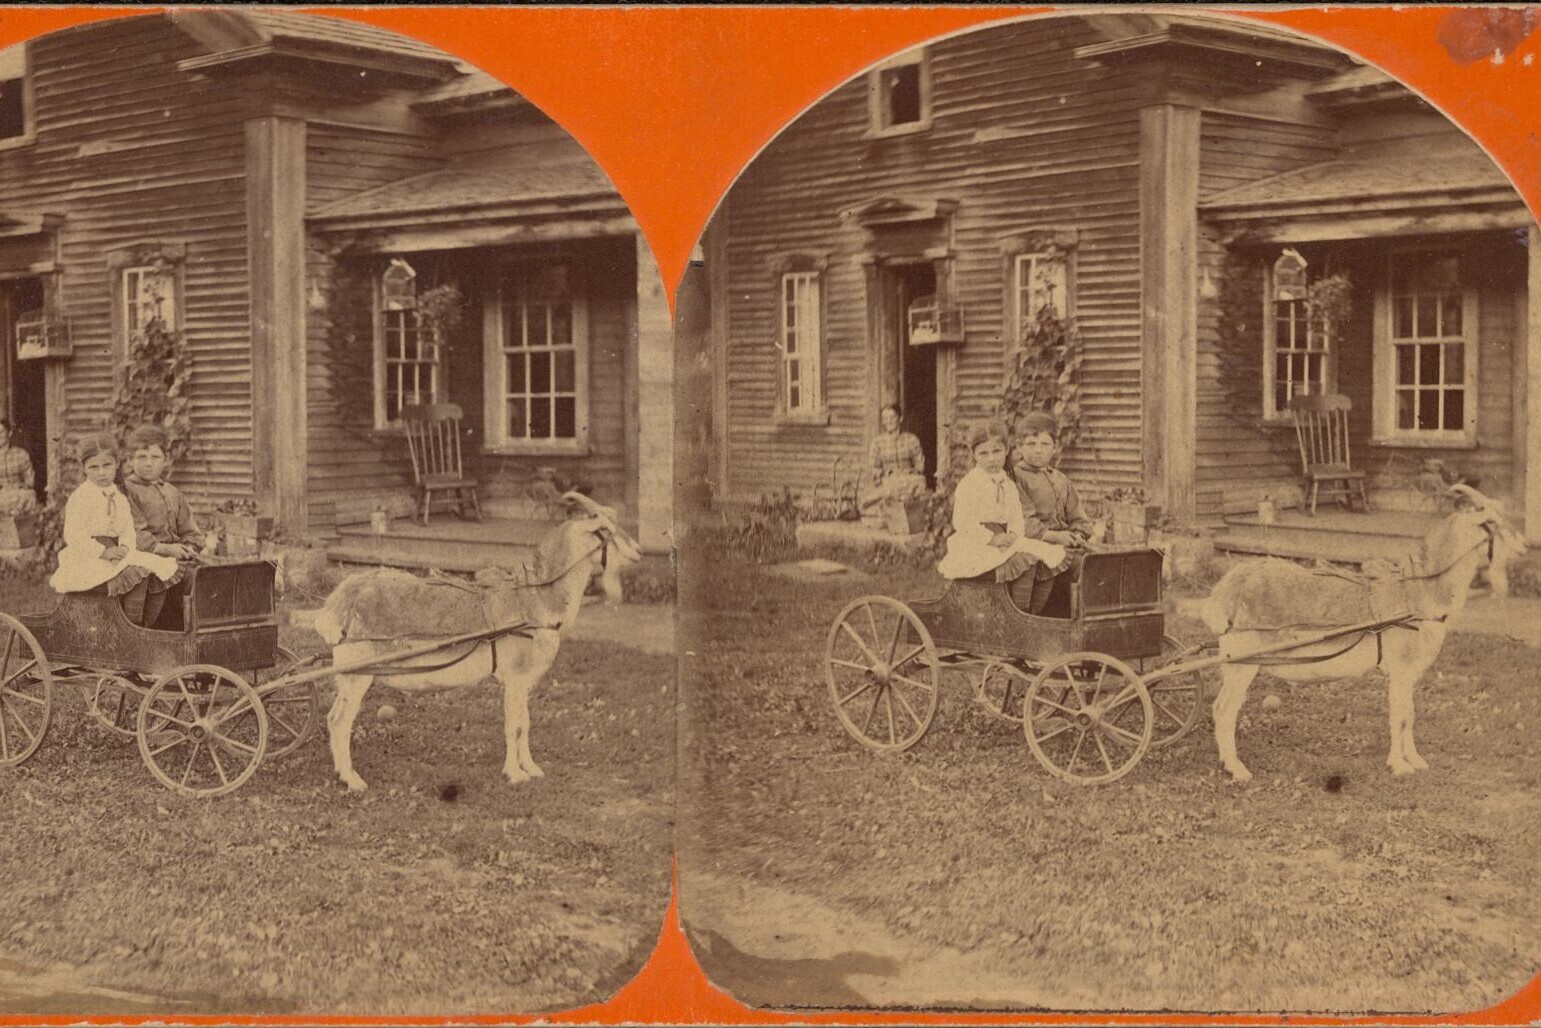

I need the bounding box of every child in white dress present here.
[937,421,1068,583]
[49,433,179,624]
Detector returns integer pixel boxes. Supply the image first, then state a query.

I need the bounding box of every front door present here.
[885,262,938,485]
[0,277,47,500]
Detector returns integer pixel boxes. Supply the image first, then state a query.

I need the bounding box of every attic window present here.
[0,46,29,143]
[869,50,930,135]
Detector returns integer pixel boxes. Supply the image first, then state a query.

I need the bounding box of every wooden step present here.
[1213,526,1418,566]
[328,517,552,573]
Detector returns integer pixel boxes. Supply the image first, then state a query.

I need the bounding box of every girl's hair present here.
[1016,411,1058,441]
[76,432,119,464]
[967,420,1011,452]
[125,423,169,453]
[880,402,903,419]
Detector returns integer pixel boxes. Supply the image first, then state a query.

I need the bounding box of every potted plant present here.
[0,487,39,549]
[210,498,272,557]
[1101,487,1162,545]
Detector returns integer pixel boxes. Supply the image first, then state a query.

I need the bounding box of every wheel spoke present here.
[2,658,37,690]
[0,630,16,680]
[864,603,879,653]
[147,734,189,758]
[885,612,904,663]
[1031,693,1081,718]
[267,710,303,741]
[1106,682,1143,708]
[215,696,257,728]
[1150,694,1185,727]
[1065,727,1090,771]
[859,688,882,737]
[178,742,201,787]
[830,658,876,673]
[213,734,258,758]
[890,642,928,670]
[888,672,936,695]
[839,622,883,668]
[889,686,923,728]
[0,698,12,759]
[207,744,232,786]
[1033,719,1075,743]
[1,700,35,747]
[835,678,877,709]
[882,688,898,745]
[1098,720,1145,746]
[0,686,44,707]
[1091,731,1117,774]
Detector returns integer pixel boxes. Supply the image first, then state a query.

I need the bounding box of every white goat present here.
[314,493,642,792]
[1199,485,1514,782]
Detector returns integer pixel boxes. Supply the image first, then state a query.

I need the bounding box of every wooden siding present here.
[1194,110,1338,515]
[717,18,1148,503]
[0,17,255,509]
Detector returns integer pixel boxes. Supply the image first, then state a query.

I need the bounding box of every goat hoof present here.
[342,774,368,792]
[1407,754,1429,771]
[504,768,531,785]
[1389,762,1416,776]
[523,762,545,779]
[1225,767,1252,783]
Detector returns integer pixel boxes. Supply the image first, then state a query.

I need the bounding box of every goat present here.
[313,492,642,792]
[1198,485,1514,782]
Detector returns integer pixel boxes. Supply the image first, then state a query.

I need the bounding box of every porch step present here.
[1213,525,1422,566]
[327,516,557,573]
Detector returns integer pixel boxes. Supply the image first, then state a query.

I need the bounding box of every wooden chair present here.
[401,403,483,526]
[1289,393,1369,515]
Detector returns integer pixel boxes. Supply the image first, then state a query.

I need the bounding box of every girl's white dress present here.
[49,482,178,593]
[937,466,1067,579]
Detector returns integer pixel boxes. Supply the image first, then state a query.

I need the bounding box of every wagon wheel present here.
[825,596,939,752]
[137,665,268,798]
[253,647,320,759]
[1134,635,1208,749]
[0,614,51,767]
[87,673,152,737]
[1024,652,1152,785]
[973,659,1032,724]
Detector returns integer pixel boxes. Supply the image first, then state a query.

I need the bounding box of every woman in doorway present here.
[0,418,37,517]
[857,403,927,530]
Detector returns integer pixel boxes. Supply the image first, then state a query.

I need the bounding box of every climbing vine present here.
[110,272,192,465]
[998,298,1084,455]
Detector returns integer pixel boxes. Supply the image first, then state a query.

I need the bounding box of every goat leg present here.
[327,673,372,792]
[1212,660,1260,782]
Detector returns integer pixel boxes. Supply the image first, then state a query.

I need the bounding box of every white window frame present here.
[1262,270,1334,423]
[867,49,931,137]
[118,264,178,362]
[1013,251,1069,342]
[777,270,825,421]
[1372,248,1478,447]
[482,262,589,455]
[0,45,34,151]
[372,298,443,431]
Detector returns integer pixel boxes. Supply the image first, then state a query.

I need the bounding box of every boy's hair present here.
[1016,412,1059,441]
[125,424,169,454]
[76,432,119,464]
[967,420,1011,452]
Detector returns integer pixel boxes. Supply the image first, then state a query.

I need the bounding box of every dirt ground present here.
[677,550,1541,1015]
[0,570,674,1017]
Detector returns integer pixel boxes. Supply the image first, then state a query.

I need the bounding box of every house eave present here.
[1073,23,1347,75]
[309,193,624,233]
[0,211,63,239]
[177,38,460,86]
[1204,196,1534,244]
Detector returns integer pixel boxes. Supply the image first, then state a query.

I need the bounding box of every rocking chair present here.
[401,403,483,525]
[1289,393,1369,515]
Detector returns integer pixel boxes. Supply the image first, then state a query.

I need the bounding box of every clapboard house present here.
[0,10,672,555]
[701,12,1539,545]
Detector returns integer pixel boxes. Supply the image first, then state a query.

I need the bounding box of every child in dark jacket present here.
[1010,412,1094,615]
[121,424,206,629]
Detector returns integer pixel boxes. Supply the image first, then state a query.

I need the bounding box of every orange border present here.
[1,5,1538,1025]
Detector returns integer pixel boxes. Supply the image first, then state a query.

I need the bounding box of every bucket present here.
[370,510,390,535]
[1257,496,1276,525]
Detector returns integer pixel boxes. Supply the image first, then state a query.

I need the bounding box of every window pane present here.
[1415,295,1437,338]
[1445,343,1464,382]
[504,306,526,348]
[1395,344,1414,385]
[507,353,526,393]
[508,398,527,438]
[1396,390,1414,430]
[1418,343,1440,385]
[530,351,552,391]
[788,383,801,410]
[883,63,921,125]
[555,350,576,392]
[1443,390,1464,430]
[1441,295,1462,337]
[555,397,576,438]
[1393,297,1412,339]
[551,304,572,348]
[1418,390,1438,430]
[530,397,551,438]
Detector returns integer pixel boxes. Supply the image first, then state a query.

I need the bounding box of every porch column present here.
[245,116,308,538]
[1138,104,1200,520]
[634,233,674,554]
[1526,224,1541,543]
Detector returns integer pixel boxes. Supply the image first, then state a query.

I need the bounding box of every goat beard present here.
[596,558,625,604]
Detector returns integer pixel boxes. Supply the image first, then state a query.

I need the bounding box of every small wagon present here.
[825,548,1213,785]
[0,559,322,796]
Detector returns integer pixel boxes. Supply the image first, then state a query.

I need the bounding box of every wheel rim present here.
[1024,653,1152,785]
[254,647,319,759]
[825,596,939,752]
[138,665,268,797]
[1135,635,1208,748]
[973,659,1031,724]
[0,614,51,767]
[87,673,151,737]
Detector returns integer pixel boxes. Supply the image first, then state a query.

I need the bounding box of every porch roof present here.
[1200,149,1530,242]
[308,144,633,250]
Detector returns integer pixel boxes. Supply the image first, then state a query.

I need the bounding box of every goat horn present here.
[1446,483,1487,506]
[562,490,620,524]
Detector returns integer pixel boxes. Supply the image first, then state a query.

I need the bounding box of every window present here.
[1263,251,1332,420]
[122,265,175,339]
[1376,250,1476,444]
[1013,252,1069,338]
[485,261,588,453]
[868,50,930,135]
[371,260,443,428]
[779,270,824,416]
[0,45,28,144]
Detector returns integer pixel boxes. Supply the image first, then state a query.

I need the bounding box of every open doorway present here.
[886,261,937,486]
[0,277,48,501]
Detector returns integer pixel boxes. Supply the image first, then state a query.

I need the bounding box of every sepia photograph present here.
[0,8,675,1016]
[676,9,1541,1015]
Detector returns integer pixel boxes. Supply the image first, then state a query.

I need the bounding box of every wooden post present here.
[634,233,674,555]
[1139,104,1200,521]
[1526,224,1541,544]
[706,208,730,502]
[245,116,308,538]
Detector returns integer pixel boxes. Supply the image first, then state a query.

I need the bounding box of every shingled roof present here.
[1202,150,1515,213]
